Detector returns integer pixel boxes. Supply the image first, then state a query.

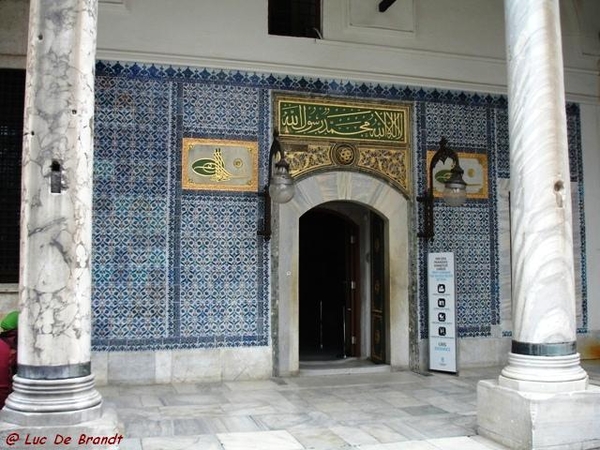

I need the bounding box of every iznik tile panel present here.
[178,193,267,347]
[91,61,586,351]
[182,83,260,137]
[93,76,172,345]
[423,102,489,149]
[93,68,271,350]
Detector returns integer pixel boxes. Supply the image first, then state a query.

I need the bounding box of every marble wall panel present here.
[459,337,511,368]
[221,347,273,380]
[108,351,156,384]
[93,347,272,384]
[171,348,221,383]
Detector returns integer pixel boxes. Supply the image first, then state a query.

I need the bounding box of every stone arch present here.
[272,171,411,376]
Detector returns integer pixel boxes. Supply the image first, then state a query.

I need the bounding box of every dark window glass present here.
[269,0,321,39]
[0,69,25,283]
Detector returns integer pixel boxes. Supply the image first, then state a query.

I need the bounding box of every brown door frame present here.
[370,211,386,364]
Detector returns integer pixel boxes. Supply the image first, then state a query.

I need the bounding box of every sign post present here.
[428,252,458,373]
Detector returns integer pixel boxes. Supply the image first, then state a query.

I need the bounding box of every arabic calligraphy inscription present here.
[277,97,409,144]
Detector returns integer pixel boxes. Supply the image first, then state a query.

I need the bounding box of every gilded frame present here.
[274,94,411,146]
[182,138,259,192]
[427,150,489,200]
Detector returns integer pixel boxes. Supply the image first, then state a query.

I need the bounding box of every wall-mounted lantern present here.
[258,132,295,240]
[417,137,467,240]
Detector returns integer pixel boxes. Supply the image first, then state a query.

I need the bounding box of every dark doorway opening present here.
[299,207,359,361]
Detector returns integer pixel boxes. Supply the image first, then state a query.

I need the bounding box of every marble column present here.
[500,0,588,393]
[477,1,600,448]
[1,0,102,426]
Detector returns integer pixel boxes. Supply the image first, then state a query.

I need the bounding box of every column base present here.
[499,352,589,393]
[477,379,600,449]
[0,407,121,449]
[0,374,102,426]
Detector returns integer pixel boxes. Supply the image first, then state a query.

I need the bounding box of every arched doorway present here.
[272,171,411,376]
[298,202,389,365]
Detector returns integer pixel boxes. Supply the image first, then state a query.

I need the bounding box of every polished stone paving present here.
[101,360,600,450]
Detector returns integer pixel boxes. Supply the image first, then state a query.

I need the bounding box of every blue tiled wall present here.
[91,61,585,351]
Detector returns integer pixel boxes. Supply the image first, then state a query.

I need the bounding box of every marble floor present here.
[99,360,600,450]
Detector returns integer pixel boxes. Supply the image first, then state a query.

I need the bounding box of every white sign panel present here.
[428,252,457,373]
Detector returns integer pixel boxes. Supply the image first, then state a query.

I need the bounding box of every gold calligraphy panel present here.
[274,94,412,196]
[182,138,258,192]
[276,96,410,145]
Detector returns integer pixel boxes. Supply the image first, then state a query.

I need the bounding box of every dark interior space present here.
[299,208,353,361]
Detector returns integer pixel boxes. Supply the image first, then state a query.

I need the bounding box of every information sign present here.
[428,252,457,373]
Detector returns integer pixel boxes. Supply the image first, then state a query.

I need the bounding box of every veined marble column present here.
[500,0,587,394]
[1,0,102,426]
[477,1,600,448]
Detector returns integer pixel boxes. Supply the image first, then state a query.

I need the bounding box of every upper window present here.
[269,0,321,39]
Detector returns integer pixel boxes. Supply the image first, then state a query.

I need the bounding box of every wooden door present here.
[370,213,386,364]
[343,222,360,358]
